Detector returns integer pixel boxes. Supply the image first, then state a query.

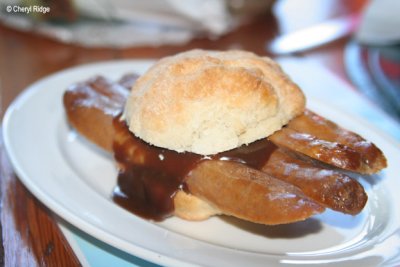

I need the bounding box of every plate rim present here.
[2,59,400,267]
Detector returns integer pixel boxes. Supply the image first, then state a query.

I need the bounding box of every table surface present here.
[0,0,369,266]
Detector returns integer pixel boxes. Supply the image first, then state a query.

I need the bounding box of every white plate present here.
[3,60,400,267]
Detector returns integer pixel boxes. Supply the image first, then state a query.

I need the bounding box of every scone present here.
[124,49,305,155]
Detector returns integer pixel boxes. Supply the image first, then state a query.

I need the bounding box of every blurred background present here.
[0,0,399,119]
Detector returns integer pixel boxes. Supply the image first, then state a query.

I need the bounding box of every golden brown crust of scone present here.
[124,49,305,155]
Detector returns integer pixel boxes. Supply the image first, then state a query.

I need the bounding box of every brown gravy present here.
[112,117,277,221]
